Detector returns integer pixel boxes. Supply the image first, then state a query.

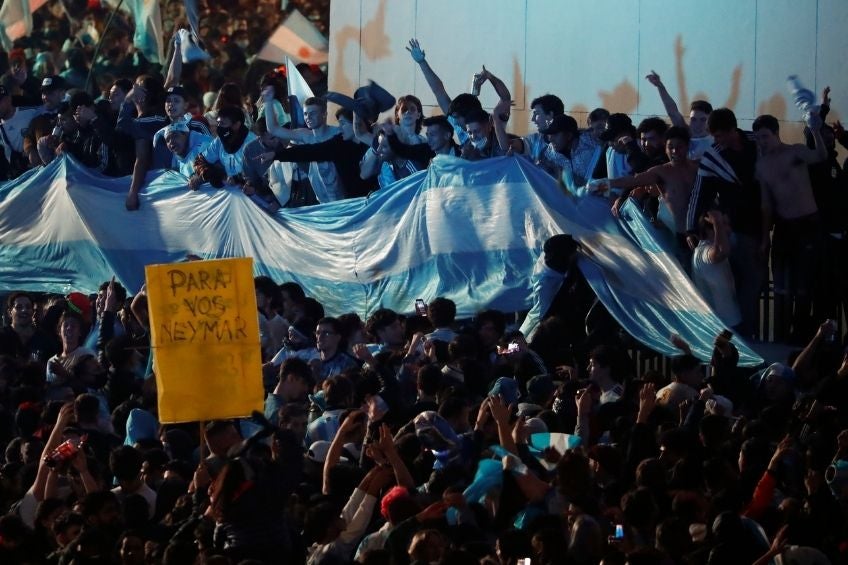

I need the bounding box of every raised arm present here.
[705,211,731,263]
[645,71,687,128]
[796,110,828,163]
[481,65,511,102]
[164,31,183,89]
[406,39,451,115]
[492,99,522,153]
[262,88,306,143]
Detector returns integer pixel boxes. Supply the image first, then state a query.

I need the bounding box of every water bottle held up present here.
[786,75,820,120]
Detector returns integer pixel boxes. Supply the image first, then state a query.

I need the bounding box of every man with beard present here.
[191,106,256,189]
[636,117,670,167]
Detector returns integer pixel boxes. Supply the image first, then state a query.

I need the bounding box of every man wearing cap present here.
[0,84,43,177]
[150,85,211,170]
[537,113,604,196]
[21,75,67,169]
[160,121,211,181]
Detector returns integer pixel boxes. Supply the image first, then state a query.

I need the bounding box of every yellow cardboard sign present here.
[145,257,263,423]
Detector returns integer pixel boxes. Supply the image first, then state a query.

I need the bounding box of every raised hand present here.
[406,38,426,63]
[645,70,663,88]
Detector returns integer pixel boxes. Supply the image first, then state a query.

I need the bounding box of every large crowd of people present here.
[2,2,848,564]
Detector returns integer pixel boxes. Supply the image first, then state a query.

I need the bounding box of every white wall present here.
[329,0,848,143]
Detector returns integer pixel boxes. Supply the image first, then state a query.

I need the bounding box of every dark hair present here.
[112,78,133,94]
[52,511,84,536]
[254,276,280,305]
[664,125,691,144]
[304,500,339,543]
[752,114,780,134]
[417,364,442,396]
[259,71,287,103]
[690,100,713,114]
[394,94,424,133]
[422,115,452,135]
[670,354,700,376]
[427,297,456,328]
[438,395,468,422]
[279,402,308,425]
[74,393,100,424]
[303,96,327,111]
[447,93,482,120]
[98,279,127,303]
[217,105,245,125]
[475,309,506,336]
[637,117,669,136]
[252,117,268,135]
[214,82,243,112]
[317,316,343,336]
[6,291,33,311]
[708,108,737,134]
[335,107,353,122]
[530,94,564,117]
[135,74,165,109]
[110,445,144,482]
[279,357,314,389]
[463,108,490,126]
[588,107,610,122]
[279,282,306,304]
[366,308,399,341]
[78,490,119,520]
[324,375,353,409]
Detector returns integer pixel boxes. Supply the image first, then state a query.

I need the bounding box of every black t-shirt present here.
[0,325,60,363]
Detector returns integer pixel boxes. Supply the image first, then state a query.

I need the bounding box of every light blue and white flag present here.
[128,0,164,65]
[286,56,314,129]
[0,155,763,366]
[0,0,46,50]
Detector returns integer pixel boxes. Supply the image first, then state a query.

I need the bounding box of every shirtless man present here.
[608,126,698,256]
[754,113,827,342]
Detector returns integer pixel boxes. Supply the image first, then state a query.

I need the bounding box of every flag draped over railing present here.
[0,154,763,366]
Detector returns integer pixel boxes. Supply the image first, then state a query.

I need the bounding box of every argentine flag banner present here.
[0,154,762,367]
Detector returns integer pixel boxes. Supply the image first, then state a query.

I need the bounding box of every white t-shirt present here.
[112,482,157,519]
[168,131,213,178]
[201,131,258,177]
[0,106,43,158]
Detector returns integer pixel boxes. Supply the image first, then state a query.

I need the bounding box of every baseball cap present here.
[65,292,92,323]
[41,75,67,92]
[163,121,190,138]
[166,85,187,100]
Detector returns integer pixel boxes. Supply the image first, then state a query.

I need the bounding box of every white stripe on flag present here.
[258,9,328,65]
